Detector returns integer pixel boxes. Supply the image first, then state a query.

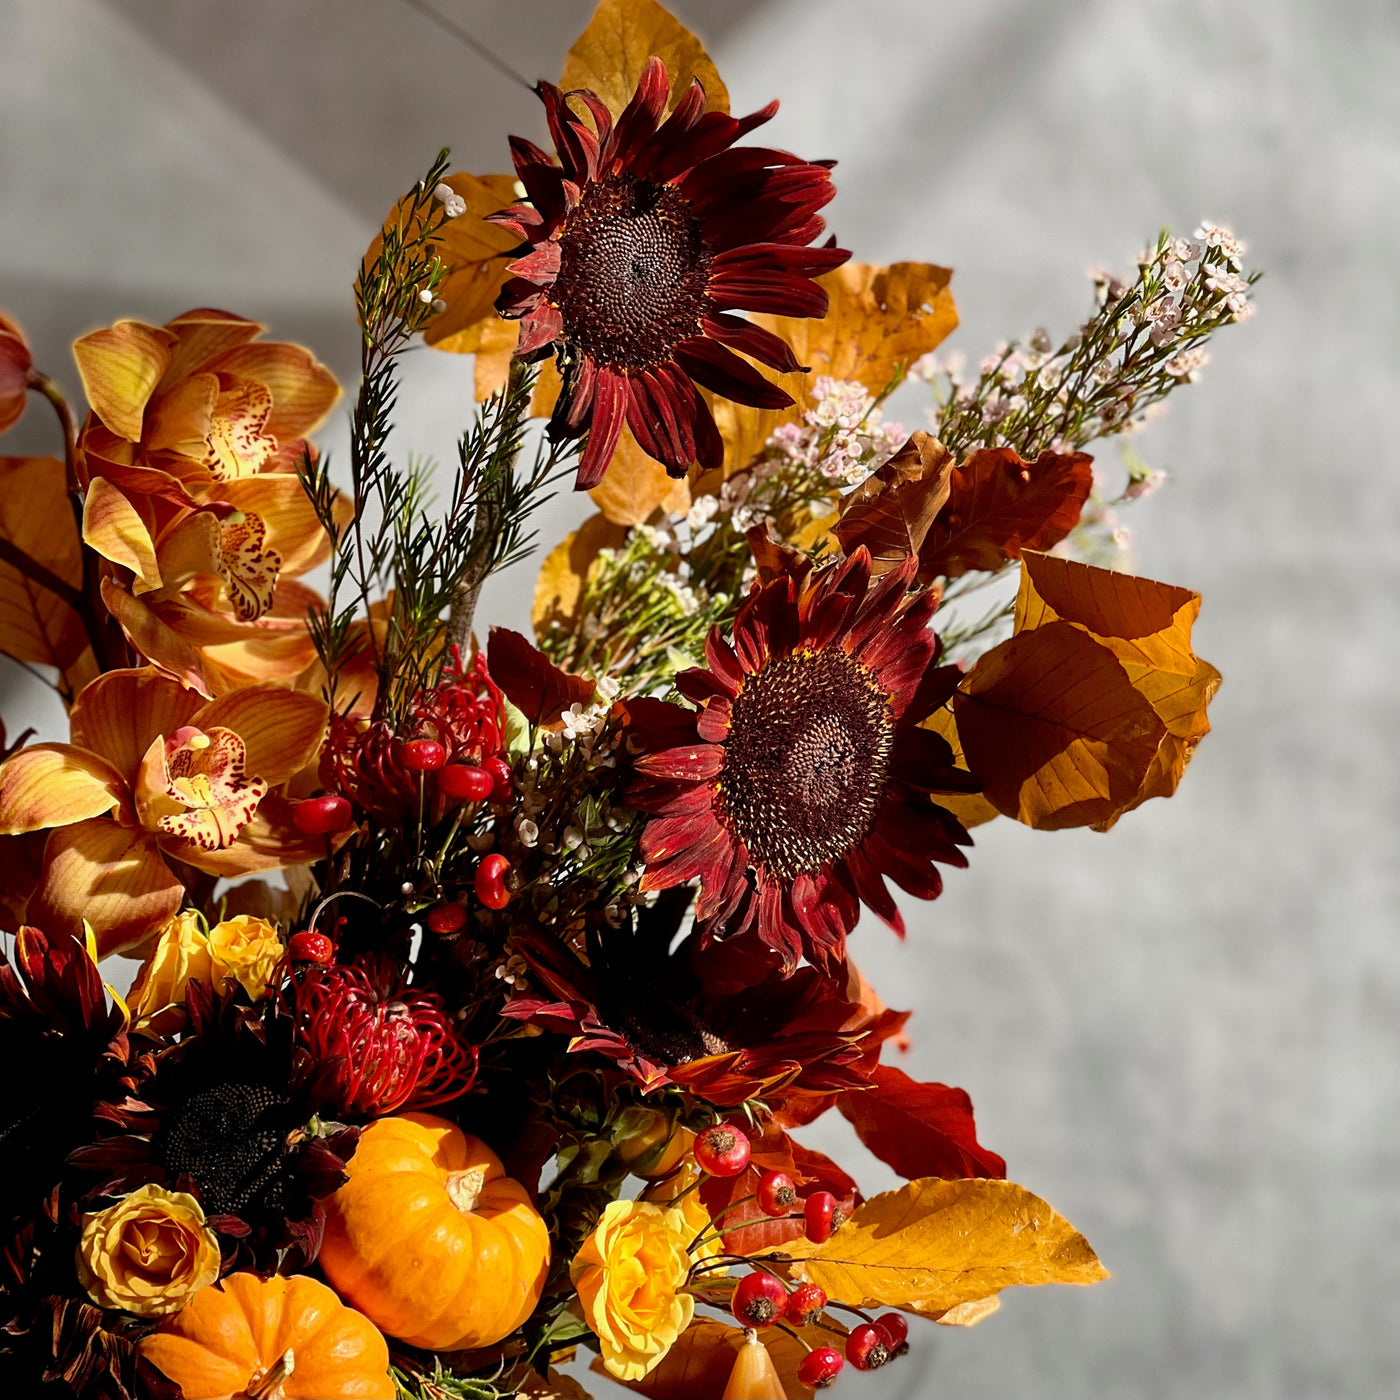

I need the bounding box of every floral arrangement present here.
[0,2,1255,1397]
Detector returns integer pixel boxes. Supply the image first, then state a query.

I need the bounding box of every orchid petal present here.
[0,743,128,834]
[72,320,178,442]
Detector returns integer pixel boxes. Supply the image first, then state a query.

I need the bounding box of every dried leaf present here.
[590,1318,817,1400]
[921,706,1000,830]
[0,456,91,679]
[588,425,694,524]
[833,431,952,573]
[786,1177,1107,1314]
[487,627,596,727]
[918,447,1094,580]
[953,621,1166,830]
[561,0,729,120]
[837,1064,1006,1181]
[517,1368,594,1400]
[707,262,957,476]
[934,1296,1001,1327]
[532,512,628,639]
[1014,551,1221,828]
[469,315,564,418]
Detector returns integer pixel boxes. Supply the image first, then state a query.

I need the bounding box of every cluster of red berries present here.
[691,1124,910,1389]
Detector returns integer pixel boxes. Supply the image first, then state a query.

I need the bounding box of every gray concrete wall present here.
[1,2,1396,1396]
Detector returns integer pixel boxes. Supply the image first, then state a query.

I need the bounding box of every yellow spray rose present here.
[207,914,284,1000]
[128,911,216,1038]
[76,1183,221,1317]
[572,1199,695,1381]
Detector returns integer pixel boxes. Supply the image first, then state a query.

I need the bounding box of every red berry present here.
[846,1323,890,1372]
[426,901,467,934]
[693,1124,751,1177]
[485,755,514,800]
[875,1312,909,1355]
[787,1283,827,1328]
[803,1191,846,1244]
[796,1346,844,1390]
[288,930,333,964]
[730,1271,787,1329]
[291,794,352,835]
[474,853,511,910]
[438,764,494,802]
[756,1169,799,1217]
[400,739,446,771]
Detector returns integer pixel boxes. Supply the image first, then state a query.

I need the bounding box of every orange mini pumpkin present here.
[137,1271,394,1400]
[319,1112,551,1351]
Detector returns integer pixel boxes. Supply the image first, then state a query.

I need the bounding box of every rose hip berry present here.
[474,853,511,910]
[288,931,333,964]
[400,739,447,771]
[803,1190,846,1244]
[846,1322,890,1371]
[756,1168,799,1217]
[796,1346,844,1390]
[426,901,467,934]
[291,794,352,835]
[875,1311,909,1355]
[787,1282,827,1328]
[485,755,514,800]
[693,1124,751,1177]
[438,764,495,802]
[730,1271,787,1328]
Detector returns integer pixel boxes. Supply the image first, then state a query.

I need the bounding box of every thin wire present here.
[398,0,537,93]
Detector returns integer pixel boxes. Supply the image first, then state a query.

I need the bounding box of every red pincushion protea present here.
[492,56,849,488]
[322,648,507,818]
[293,961,477,1118]
[629,550,979,970]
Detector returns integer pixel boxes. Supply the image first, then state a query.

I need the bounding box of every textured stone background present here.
[2,2,1397,1396]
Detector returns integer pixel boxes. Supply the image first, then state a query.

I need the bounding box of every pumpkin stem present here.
[445,1165,487,1213]
[245,1348,295,1400]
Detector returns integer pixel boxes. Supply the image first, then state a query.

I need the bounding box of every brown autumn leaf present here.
[953,621,1166,831]
[589,426,694,524]
[1014,551,1221,829]
[921,706,1000,830]
[833,431,952,573]
[532,511,628,640]
[707,261,958,476]
[487,626,596,727]
[918,446,1094,581]
[590,1318,817,1400]
[786,1177,1107,1315]
[561,0,729,121]
[468,316,565,419]
[0,456,92,684]
[420,171,522,353]
[517,1368,594,1400]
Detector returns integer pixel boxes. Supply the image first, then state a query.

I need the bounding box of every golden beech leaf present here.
[708,262,957,476]
[562,0,729,120]
[589,426,693,524]
[785,1177,1108,1315]
[1014,551,1221,829]
[469,317,563,419]
[833,431,952,574]
[921,706,1000,829]
[0,456,92,680]
[934,1296,1002,1327]
[532,511,628,640]
[952,622,1166,831]
[590,1318,818,1400]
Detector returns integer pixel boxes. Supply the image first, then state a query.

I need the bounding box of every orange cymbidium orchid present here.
[71,309,344,694]
[0,668,329,956]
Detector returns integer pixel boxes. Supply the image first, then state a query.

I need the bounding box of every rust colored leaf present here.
[787,1177,1107,1314]
[591,1318,817,1400]
[953,622,1166,831]
[487,627,595,727]
[833,431,952,574]
[708,262,958,476]
[532,512,628,640]
[918,447,1094,580]
[837,1063,1006,1181]
[0,457,91,681]
[561,0,729,121]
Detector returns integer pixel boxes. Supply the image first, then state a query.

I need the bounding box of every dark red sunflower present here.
[491,56,849,488]
[500,888,875,1107]
[629,548,979,971]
